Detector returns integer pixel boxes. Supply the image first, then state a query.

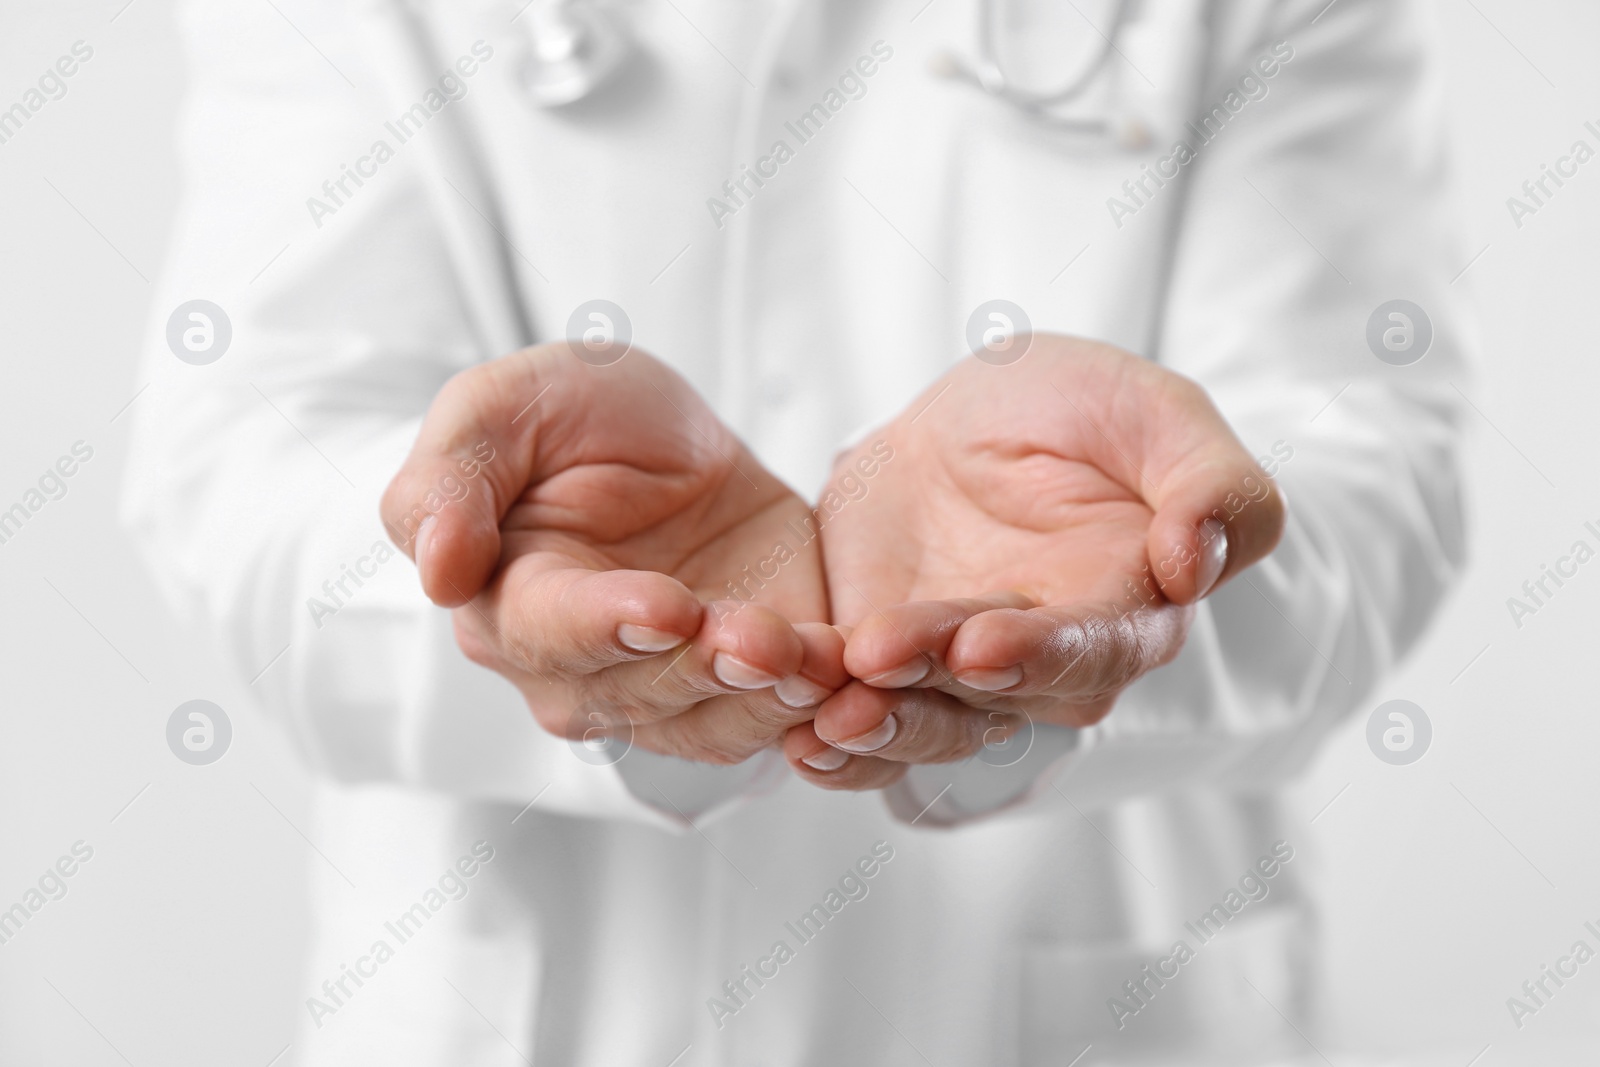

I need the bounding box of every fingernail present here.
[713,652,783,690]
[957,665,1023,692]
[865,660,930,688]
[414,515,437,569]
[801,748,850,772]
[775,675,831,708]
[833,714,898,753]
[1195,519,1229,598]
[618,624,684,653]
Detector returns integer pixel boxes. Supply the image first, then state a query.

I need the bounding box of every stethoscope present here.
[514,0,632,107]
[515,0,1149,147]
[363,0,1179,443]
[930,0,1149,147]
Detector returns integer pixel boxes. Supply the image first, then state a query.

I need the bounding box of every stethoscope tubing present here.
[519,0,1135,130]
[972,0,1131,113]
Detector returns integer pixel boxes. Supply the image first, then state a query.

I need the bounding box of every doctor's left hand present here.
[380,344,846,766]
[784,335,1286,790]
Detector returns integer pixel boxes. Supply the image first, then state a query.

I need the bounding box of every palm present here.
[824,346,1178,628]
[831,451,1153,625]
[492,355,827,625]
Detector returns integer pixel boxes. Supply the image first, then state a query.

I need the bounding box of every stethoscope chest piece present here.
[518,1,631,107]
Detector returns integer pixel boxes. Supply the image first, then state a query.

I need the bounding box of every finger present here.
[632,690,813,765]
[585,600,805,723]
[1143,383,1288,604]
[466,563,704,678]
[842,593,1034,690]
[380,349,562,606]
[809,681,1024,767]
[777,622,850,707]
[937,602,1188,709]
[629,623,850,762]
[783,720,907,791]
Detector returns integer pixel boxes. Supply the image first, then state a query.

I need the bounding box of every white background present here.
[2,1,1598,1063]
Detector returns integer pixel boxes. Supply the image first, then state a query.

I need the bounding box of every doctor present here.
[124,0,1470,1064]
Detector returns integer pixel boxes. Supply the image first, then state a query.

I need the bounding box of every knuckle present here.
[1094,615,1146,689]
[972,706,1024,750]
[585,668,670,723]
[951,711,999,761]
[451,611,500,670]
[1052,613,1142,699]
[898,701,986,764]
[741,695,806,734]
[653,718,758,766]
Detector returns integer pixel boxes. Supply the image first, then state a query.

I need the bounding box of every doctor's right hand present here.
[380,344,846,765]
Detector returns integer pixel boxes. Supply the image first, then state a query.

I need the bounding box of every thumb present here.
[1132,369,1286,605]
[380,352,551,606]
[1027,338,1288,606]
[1146,444,1287,606]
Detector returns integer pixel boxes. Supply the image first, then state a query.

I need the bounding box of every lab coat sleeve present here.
[120,0,778,828]
[888,0,1474,825]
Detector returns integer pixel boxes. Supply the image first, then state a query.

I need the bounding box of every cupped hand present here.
[784,334,1286,789]
[380,343,845,766]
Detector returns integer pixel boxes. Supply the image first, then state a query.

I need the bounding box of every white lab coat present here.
[123,0,1471,1062]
